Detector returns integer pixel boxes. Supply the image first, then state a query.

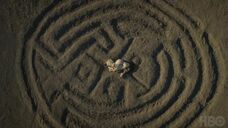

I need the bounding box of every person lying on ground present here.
[105,59,130,78]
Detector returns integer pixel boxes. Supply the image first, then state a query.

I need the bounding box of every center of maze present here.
[18,0,225,128]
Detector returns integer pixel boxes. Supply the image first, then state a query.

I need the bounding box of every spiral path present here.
[18,0,225,127]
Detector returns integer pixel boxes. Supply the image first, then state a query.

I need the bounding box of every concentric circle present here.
[17,0,225,127]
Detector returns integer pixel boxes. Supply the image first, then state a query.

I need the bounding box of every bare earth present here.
[0,0,227,128]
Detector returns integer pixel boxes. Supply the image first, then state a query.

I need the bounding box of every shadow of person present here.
[122,60,139,79]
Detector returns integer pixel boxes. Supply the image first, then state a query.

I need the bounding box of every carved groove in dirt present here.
[17,0,224,127]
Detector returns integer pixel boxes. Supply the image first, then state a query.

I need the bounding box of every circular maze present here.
[18,0,225,128]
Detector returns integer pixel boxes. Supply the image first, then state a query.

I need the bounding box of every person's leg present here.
[120,72,125,78]
[120,68,130,78]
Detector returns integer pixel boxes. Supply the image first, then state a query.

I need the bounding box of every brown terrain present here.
[0,0,227,128]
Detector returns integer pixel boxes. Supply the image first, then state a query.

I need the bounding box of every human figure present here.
[105,59,130,78]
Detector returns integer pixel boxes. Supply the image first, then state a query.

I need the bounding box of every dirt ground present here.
[0,0,227,128]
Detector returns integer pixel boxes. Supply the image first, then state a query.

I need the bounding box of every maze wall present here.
[17,0,225,127]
